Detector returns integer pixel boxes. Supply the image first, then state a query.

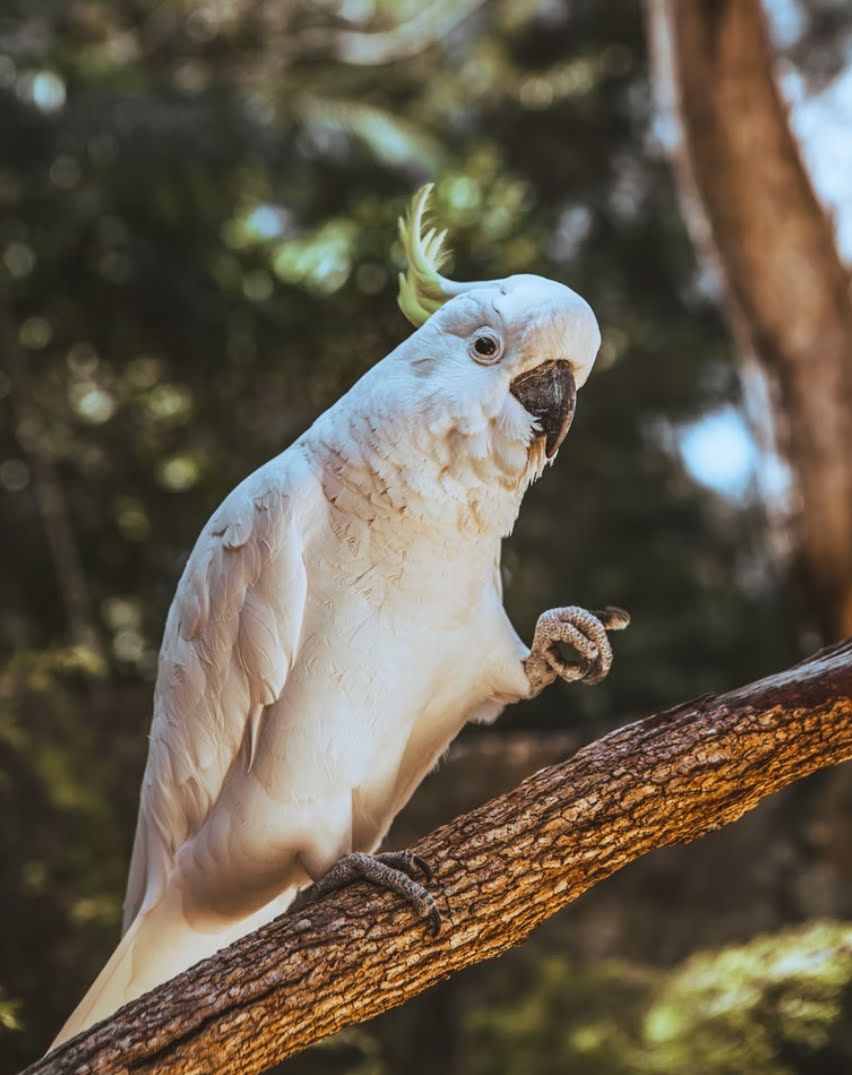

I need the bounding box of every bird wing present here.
[123,452,316,931]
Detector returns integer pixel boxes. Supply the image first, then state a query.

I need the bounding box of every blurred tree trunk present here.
[646,0,852,642]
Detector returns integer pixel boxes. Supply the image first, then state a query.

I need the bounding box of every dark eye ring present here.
[469,328,503,364]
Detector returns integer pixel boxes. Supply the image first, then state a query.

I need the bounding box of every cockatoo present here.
[52,185,628,1048]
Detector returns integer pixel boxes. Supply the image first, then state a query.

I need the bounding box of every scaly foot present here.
[525,605,630,695]
[311,850,440,935]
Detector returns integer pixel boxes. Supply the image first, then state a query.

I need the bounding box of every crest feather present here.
[397,184,453,327]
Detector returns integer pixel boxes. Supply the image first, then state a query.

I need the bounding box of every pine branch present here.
[29,641,852,1075]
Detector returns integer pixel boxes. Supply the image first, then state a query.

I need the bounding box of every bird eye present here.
[469,329,504,365]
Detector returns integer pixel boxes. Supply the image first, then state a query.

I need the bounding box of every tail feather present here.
[51,911,148,1050]
[121,804,148,937]
[50,886,297,1052]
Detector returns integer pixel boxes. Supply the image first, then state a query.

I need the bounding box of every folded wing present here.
[123,455,315,931]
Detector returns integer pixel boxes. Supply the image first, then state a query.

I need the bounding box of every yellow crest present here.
[396,184,453,327]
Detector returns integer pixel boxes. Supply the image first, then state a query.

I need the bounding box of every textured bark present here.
[646,0,852,641]
[29,641,852,1075]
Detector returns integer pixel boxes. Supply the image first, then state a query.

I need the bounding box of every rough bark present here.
[646,0,852,641]
[29,641,852,1075]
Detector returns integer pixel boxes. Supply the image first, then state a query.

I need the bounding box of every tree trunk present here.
[646,0,852,641]
[28,641,852,1075]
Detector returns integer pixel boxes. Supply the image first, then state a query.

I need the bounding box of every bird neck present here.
[300,398,541,546]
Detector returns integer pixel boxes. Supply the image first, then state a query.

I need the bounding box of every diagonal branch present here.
[29,642,852,1075]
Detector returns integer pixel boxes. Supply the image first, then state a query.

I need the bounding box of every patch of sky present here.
[28,70,66,113]
[789,63,852,261]
[245,204,291,242]
[678,406,758,499]
[764,0,806,49]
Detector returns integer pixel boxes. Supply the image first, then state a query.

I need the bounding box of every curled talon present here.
[310,850,441,936]
[375,849,433,884]
[525,604,630,695]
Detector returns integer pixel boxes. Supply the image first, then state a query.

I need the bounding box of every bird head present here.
[394,185,600,478]
[306,185,601,537]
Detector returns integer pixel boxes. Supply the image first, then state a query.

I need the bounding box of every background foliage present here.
[0,0,848,1071]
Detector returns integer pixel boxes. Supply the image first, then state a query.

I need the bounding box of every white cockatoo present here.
[52,185,628,1048]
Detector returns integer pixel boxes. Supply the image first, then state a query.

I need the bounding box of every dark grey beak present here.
[509,360,577,458]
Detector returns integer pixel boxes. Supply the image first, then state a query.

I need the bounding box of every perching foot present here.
[311,851,440,935]
[525,605,630,695]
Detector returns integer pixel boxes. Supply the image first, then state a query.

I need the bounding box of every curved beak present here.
[510,360,577,458]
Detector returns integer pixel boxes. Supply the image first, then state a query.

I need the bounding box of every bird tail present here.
[49,884,298,1052]
[50,907,152,1050]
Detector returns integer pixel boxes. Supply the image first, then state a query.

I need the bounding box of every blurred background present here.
[1,0,851,1071]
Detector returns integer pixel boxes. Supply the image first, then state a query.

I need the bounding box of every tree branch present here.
[645,0,852,641]
[30,642,852,1075]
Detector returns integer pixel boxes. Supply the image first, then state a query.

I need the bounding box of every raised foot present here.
[525,605,630,695]
[311,850,440,935]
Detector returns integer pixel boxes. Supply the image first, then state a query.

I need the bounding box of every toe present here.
[597,606,631,631]
[580,664,608,686]
[375,850,434,883]
[580,638,612,685]
[545,646,588,683]
[410,853,433,883]
[426,904,442,937]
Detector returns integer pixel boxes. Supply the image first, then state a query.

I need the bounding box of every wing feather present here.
[122,454,316,931]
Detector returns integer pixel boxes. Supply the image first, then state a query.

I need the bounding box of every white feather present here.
[52,272,600,1048]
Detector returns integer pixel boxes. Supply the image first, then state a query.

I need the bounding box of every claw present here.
[596,606,631,631]
[580,666,608,687]
[311,851,441,936]
[375,849,434,883]
[410,853,433,884]
[526,604,629,695]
